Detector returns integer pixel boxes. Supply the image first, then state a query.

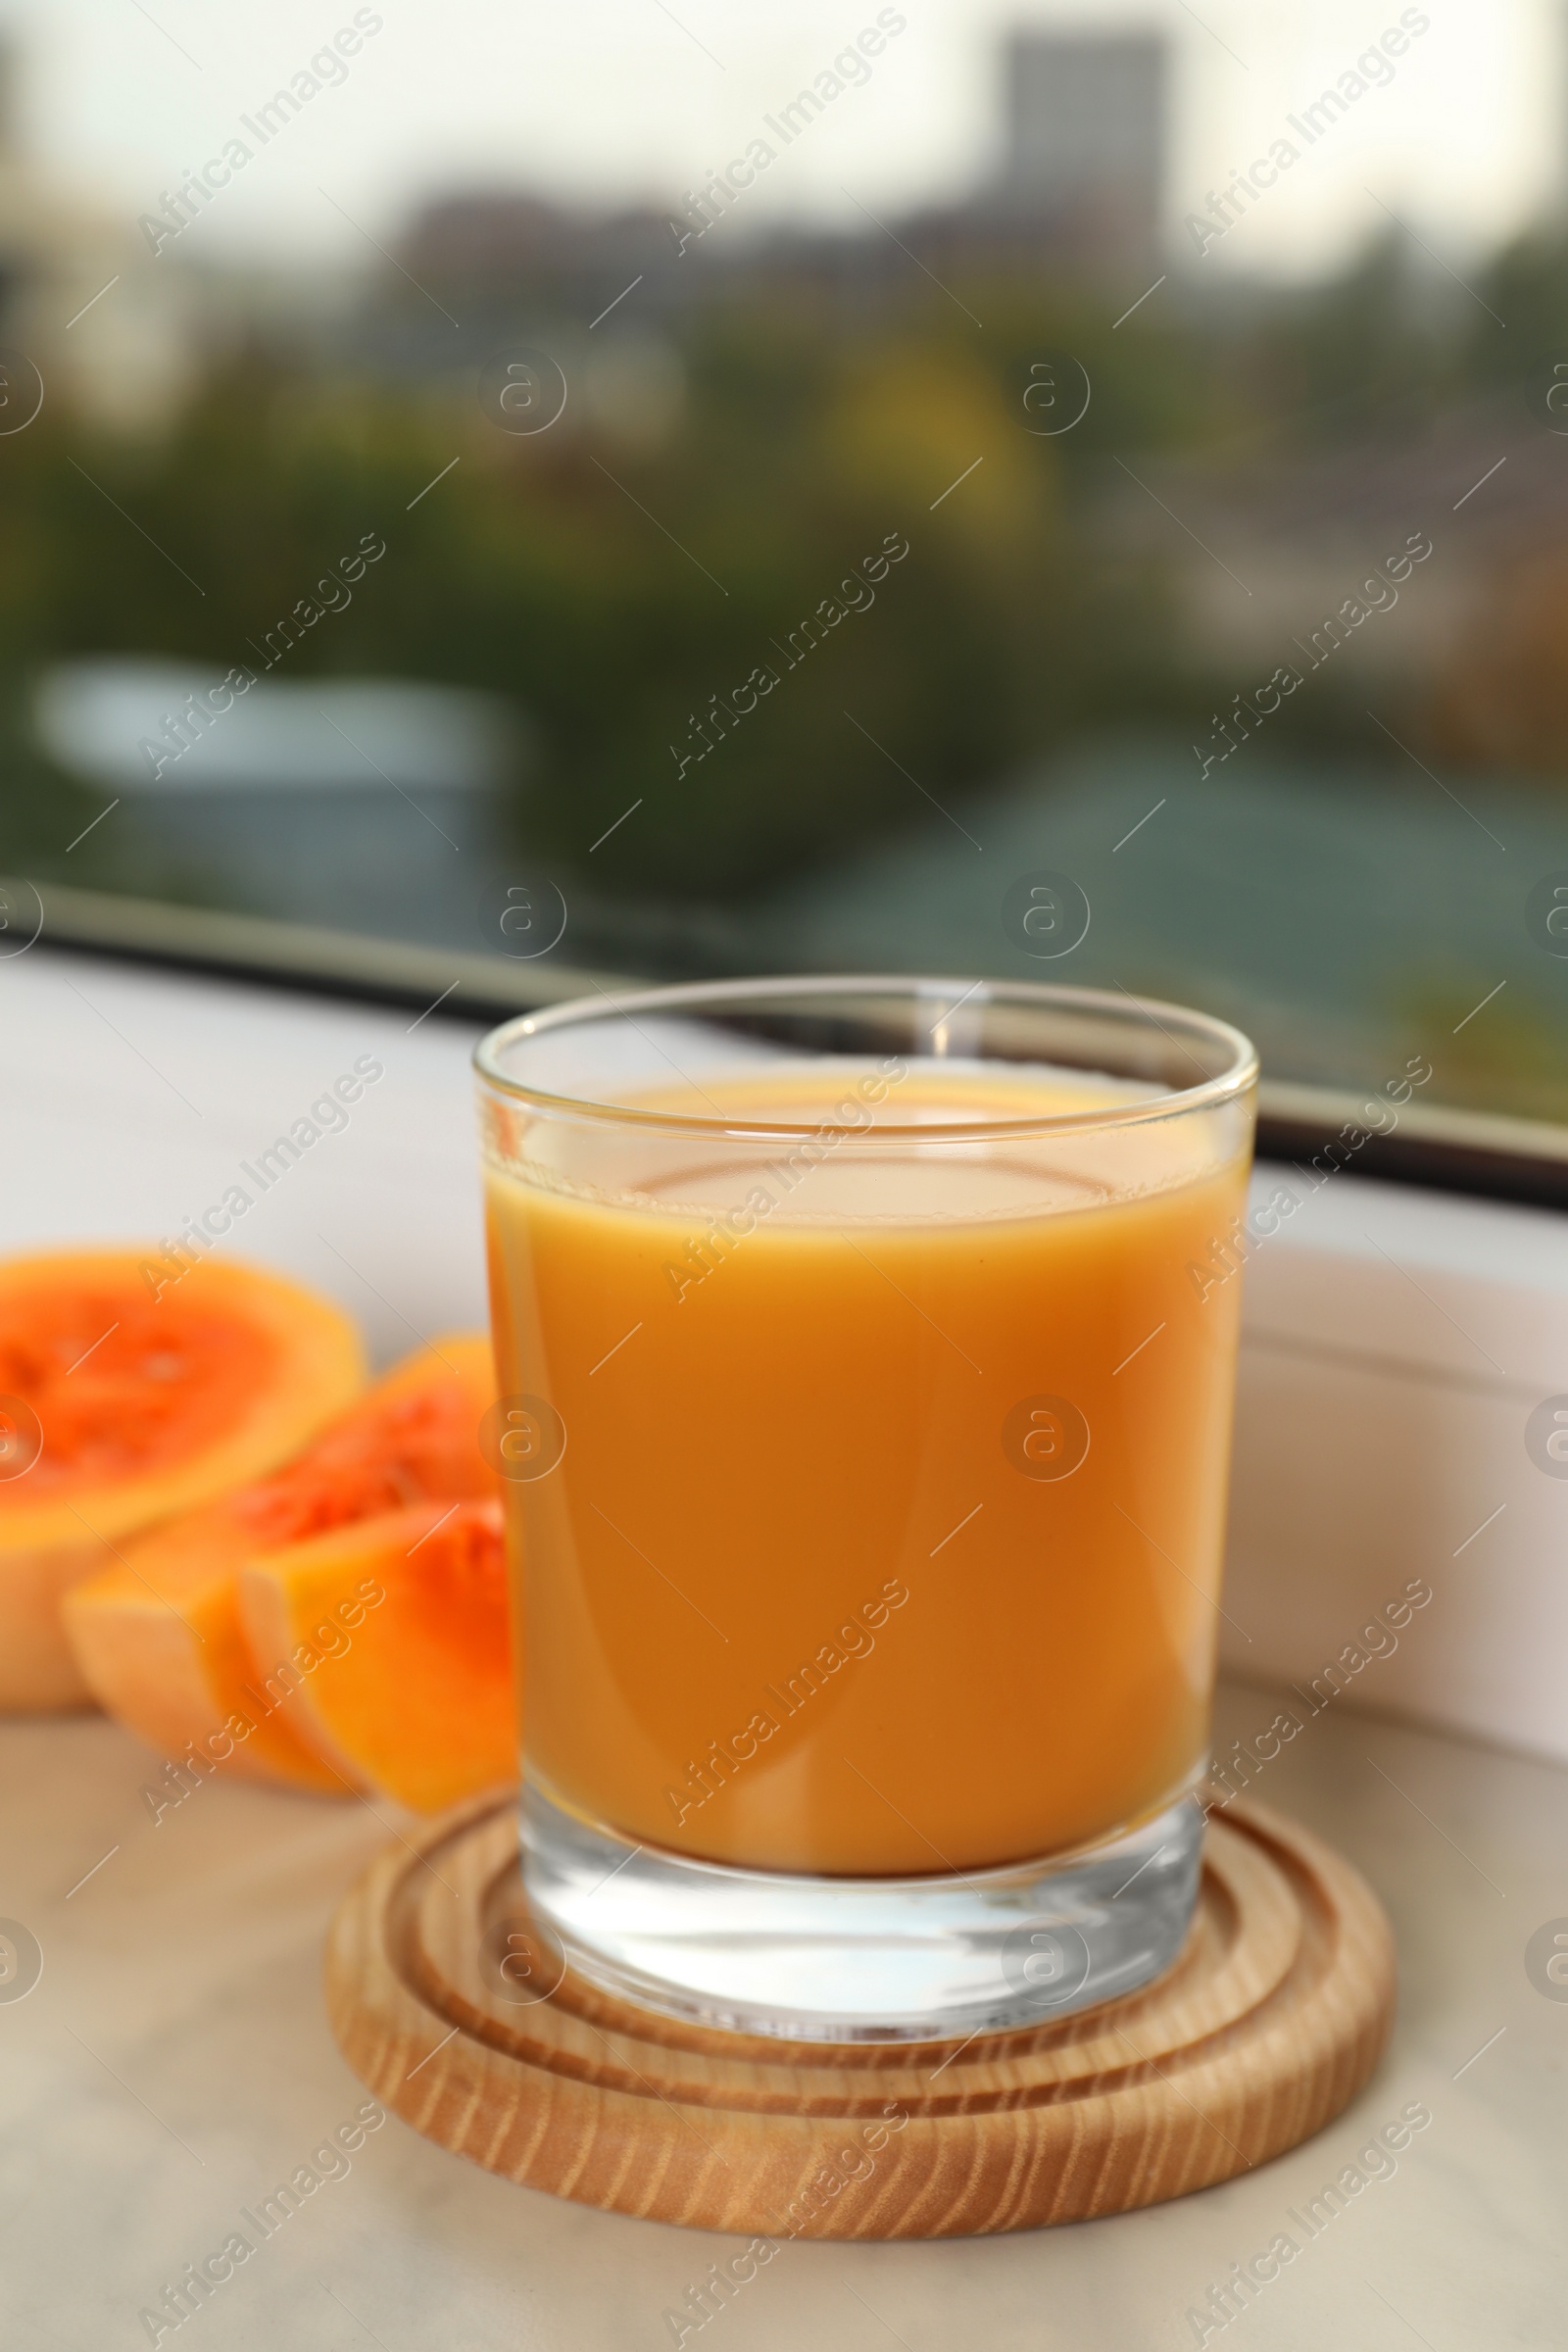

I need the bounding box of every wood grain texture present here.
[324,1793,1396,2239]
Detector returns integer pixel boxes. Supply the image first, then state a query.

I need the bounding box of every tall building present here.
[878,26,1169,292]
[0,32,206,427]
[994,28,1166,270]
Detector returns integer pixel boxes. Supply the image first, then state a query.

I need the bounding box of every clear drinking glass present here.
[475,977,1257,2042]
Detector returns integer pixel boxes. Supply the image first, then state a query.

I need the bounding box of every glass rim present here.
[474,975,1258,1144]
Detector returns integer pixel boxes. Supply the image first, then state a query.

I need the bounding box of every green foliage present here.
[0,272,1240,903]
[0,318,1082,899]
[0,237,1545,907]
[1462,231,1568,393]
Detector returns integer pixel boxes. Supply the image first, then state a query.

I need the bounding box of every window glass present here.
[2,1,1563,1123]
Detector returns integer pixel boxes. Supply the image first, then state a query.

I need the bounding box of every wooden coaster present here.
[324,1793,1395,2239]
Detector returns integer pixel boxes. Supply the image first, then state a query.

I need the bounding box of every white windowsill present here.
[7,944,1563,2343]
[8,941,1567,1763]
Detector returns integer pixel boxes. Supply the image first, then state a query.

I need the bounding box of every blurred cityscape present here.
[3,22,1568,1115]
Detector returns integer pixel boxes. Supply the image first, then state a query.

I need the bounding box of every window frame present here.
[24,875,1568,1213]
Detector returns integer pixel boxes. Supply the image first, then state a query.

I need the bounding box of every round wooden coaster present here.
[324,1793,1395,2239]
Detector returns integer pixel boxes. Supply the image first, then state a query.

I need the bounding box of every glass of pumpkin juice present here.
[475,977,1256,2041]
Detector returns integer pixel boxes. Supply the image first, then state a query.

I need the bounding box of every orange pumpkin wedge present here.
[0,1250,364,1711]
[64,1333,497,1789]
[238,1498,515,1812]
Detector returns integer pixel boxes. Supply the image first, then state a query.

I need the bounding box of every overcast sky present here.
[9,0,1563,277]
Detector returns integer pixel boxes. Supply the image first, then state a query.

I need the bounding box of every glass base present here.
[520,1781,1206,2043]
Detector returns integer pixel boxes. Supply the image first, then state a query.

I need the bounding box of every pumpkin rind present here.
[64,1334,497,1786]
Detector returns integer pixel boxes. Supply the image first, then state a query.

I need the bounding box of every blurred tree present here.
[0,310,1095,899]
[0,232,1545,924]
[1430,548,1568,776]
[1461,230,1568,393]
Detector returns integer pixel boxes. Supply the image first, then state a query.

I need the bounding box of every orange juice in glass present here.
[476,979,1256,2040]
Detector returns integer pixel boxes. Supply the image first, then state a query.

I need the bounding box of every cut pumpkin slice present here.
[64,1333,497,1789]
[0,1250,364,1711]
[239,1499,515,1812]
